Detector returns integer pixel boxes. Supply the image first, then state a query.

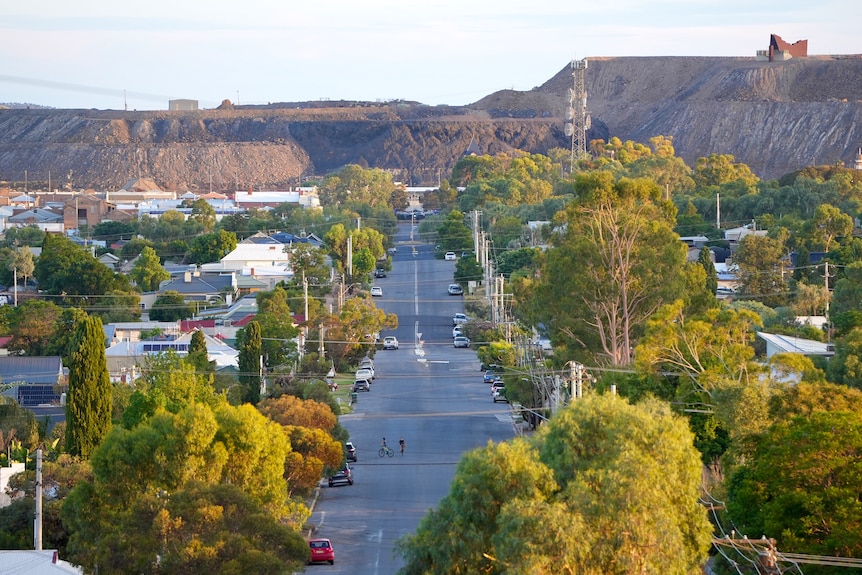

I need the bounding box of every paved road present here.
[307,223,516,574]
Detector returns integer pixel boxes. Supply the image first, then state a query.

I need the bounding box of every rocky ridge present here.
[1,55,860,190]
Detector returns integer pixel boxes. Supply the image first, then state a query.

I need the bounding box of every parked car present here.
[359,357,375,370]
[493,388,509,403]
[453,336,471,348]
[491,379,506,392]
[452,326,463,339]
[308,538,335,565]
[355,367,374,381]
[374,267,387,278]
[370,286,383,297]
[448,283,464,295]
[382,336,399,350]
[483,370,503,383]
[345,441,357,462]
[444,251,457,261]
[352,379,371,392]
[388,246,397,254]
[453,313,468,326]
[328,464,353,487]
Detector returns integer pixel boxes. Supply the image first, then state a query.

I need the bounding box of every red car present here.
[308,538,335,565]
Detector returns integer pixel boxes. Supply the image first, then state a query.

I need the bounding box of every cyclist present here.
[381,437,387,448]
[399,437,406,455]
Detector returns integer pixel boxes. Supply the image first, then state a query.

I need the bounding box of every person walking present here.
[399,437,406,455]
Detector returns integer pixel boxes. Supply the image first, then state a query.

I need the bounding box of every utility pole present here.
[34,449,42,550]
[346,235,353,278]
[301,273,309,361]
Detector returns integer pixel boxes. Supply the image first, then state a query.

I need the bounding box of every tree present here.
[255,287,300,369]
[185,329,214,379]
[62,402,311,573]
[827,327,862,389]
[697,246,718,294]
[129,246,169,292]
[43,307,90,361]
[453,256,482,288]
[7,245,34,292]
[290,243,330,287]
[435,210,473,254]
[189,198,217,232]
[2,225,45,248]
[396,394,712,574]
[727,410,862,562]
[530,173,687,366]
[734,231,790,306]
[238,321,263,404]
[187,230,238,265]
[66,316,112,458]
[326,295,398,366]
[7,300,63,355]
[148,290,194,322]
[807,203,853,252]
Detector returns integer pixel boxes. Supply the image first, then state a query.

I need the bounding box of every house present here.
[104,330,239,378]
[757,332,834,359]
[7,208,64,233]
[158,268,237,307]
[0,356,66,406]
[232,187,320,209]
[97,252,122,271]
[105,178,176,205]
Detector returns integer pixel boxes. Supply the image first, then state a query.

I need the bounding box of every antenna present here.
[566,59,590,173]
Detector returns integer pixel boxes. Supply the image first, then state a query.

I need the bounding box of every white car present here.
[444,252,457,261]
[452,326,463,338]
[355,367,374,381]
[453,313,468,326]
[382,336,399,350]
[370,286,383,297]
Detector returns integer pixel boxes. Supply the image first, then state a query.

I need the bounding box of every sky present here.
[2,1,860,111]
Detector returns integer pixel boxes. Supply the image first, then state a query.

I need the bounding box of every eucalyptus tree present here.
[529,172,687,367]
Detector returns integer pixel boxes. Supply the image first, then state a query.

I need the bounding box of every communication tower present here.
[565,58,590,172]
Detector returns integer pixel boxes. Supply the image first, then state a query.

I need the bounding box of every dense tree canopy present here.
[397,394,712,574]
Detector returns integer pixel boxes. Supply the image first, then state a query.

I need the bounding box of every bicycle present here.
[378,445,394,457]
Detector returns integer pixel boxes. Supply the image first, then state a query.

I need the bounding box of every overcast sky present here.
[2,1,859,110]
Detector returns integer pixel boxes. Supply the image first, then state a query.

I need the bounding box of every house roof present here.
[9,208,63,223]
[104,330,239,368]
[160,273,235,296]
[0,356,64,384]
[757,332,835,358]
[0,550,82,574]
[122,177,162,192]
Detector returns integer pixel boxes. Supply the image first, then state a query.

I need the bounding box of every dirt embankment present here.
[1,55,860,189]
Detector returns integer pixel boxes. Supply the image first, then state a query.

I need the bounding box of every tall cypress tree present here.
[186,328,214,376]
[66,316,112,457]
[238,321,262,404]
[698,246,718,294]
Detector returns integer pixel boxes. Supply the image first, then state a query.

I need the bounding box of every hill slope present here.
[1,55,860,190]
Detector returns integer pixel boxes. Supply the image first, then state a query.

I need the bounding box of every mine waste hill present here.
[1,54,861,191]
